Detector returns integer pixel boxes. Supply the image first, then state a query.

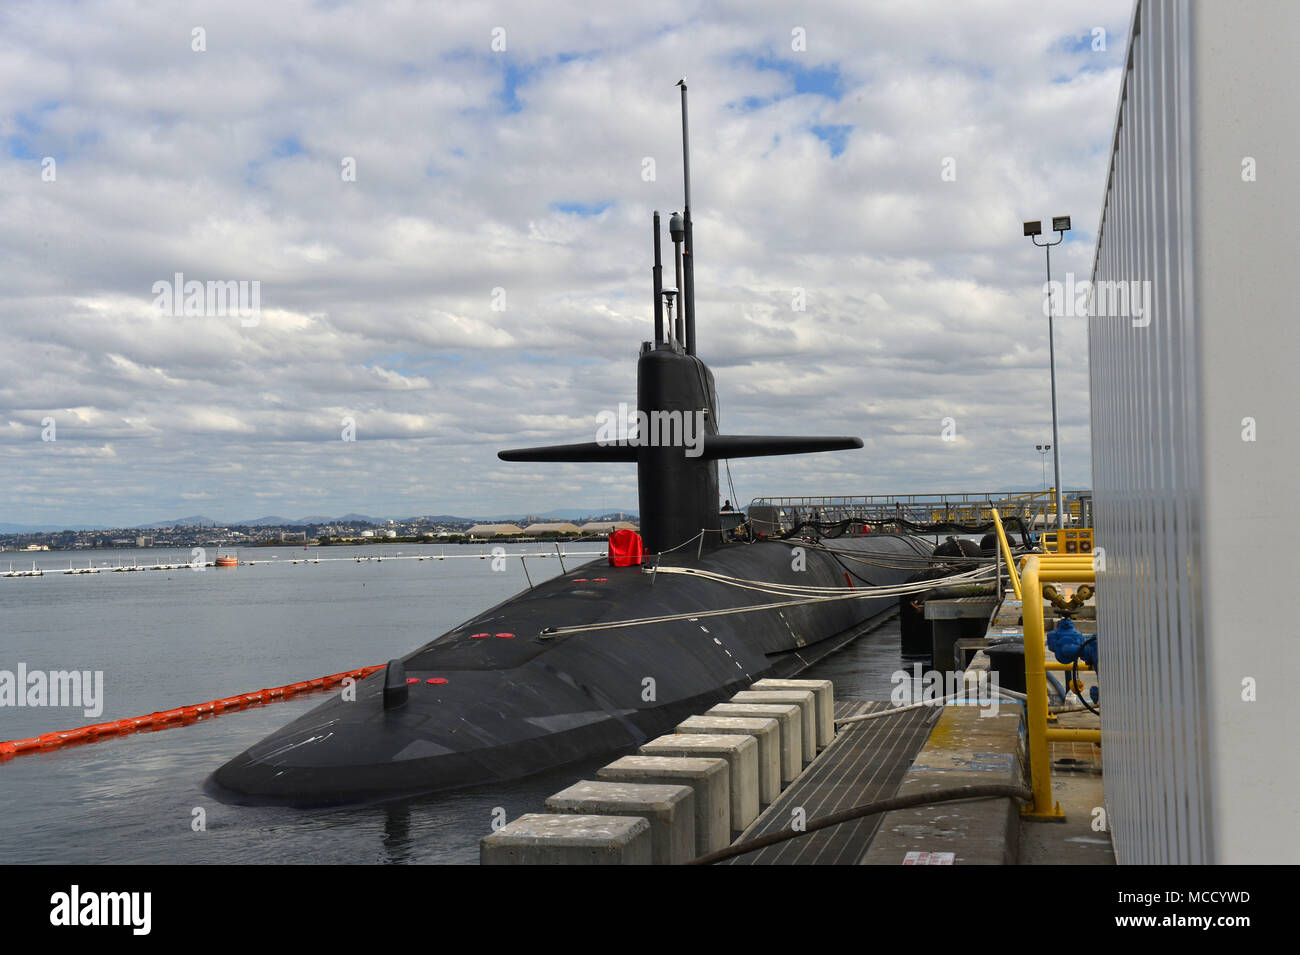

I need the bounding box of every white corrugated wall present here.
[1089,0,1299,863]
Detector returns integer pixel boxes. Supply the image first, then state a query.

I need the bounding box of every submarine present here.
[211,84,944,803]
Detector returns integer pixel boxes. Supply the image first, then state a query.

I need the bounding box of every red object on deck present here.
[608,529,643,567]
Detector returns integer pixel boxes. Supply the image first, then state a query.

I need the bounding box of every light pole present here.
[1035,443,1051,491]
[1024,216,1070,530]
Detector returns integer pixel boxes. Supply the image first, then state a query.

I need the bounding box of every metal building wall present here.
[1089,0,1299,863]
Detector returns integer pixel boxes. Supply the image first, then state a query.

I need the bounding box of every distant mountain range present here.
[0,507,638,534]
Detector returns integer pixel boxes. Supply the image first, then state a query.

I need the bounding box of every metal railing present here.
[747,490,1091,536]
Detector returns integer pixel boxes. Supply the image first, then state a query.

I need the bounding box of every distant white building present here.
[467,523,524,537]
[522,522,582,535]
[579,521,639,534]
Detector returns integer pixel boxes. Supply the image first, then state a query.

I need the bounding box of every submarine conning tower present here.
[498,81,863,555]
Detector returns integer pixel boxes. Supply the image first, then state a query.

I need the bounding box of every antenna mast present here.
[652,211,664,343]
[677,78,696,356]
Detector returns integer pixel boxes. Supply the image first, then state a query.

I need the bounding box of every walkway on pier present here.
[724,700,939,865]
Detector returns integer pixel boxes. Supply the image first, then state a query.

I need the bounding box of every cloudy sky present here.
[0,0,1133,528]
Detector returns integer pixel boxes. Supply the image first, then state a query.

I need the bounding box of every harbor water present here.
[0,543,912,864]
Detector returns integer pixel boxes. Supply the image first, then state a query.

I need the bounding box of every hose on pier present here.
[688,783,1032,865]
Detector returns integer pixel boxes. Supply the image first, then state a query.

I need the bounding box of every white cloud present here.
[0,0,1131,525]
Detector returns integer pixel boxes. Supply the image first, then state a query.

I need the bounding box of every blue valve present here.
[1047,618,1097,669]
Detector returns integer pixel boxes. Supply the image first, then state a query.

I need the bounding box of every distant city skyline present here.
[0,506,641,535]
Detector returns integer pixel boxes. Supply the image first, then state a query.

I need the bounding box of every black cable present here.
[1073,637,1100,715]
[826,548,880,587]
[687,783,1031,865]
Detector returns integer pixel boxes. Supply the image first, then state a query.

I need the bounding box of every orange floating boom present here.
[0,665,384,759]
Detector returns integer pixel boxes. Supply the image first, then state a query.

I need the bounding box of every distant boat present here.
[215,554,238,568]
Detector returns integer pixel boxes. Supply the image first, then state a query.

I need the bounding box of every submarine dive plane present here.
[211,84,945,803]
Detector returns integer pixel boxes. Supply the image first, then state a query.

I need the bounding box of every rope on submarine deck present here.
[650,563,995,598]
[538,564,996,638]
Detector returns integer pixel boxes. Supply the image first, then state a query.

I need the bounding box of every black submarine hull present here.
[211,533,926,802]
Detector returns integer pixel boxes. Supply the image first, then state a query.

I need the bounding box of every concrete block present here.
[731,688,817,757]
[706,702,803,783]
[675,715,781,807]
[640,733,760,833]
[750,678,834,747]
[597,755,730,856]
[481,813,651,865]
[545,780,695,865]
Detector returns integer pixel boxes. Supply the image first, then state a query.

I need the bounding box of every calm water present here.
[0,543,909,864]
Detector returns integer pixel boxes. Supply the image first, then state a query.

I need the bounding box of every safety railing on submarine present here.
[991,511,1100,819]
[748,490,1092,536]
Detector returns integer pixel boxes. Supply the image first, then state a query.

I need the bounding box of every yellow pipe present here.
[1019,557,1099,819]
[990,510,1022,600]
[1045,662,1094,671]
[1019,556,1063,818]
[1036,569,1097,583]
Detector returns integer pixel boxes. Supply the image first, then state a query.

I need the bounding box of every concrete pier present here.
[706,702,803,783]
[860,707,1024,865]
[480,813,651,865]
[750,679,833,748]
[597,755,730,855]
[545,780,695,865]
[641,733,760,833]
[675,715,781,807]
